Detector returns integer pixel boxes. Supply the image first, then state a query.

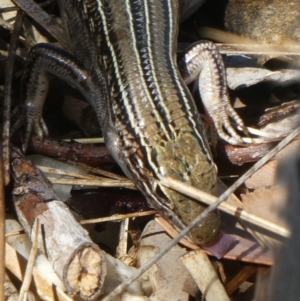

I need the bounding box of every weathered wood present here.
[28,135,114,167]
[11,148,106,300]
[181,250,230,301]
[225,264,257,295]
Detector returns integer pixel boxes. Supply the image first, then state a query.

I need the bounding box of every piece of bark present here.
[27,135,114,167]
[216,141,278,165]
[11,148,107,300]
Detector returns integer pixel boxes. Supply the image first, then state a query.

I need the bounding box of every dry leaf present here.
[241,186,287,228]
[245,140,299,189]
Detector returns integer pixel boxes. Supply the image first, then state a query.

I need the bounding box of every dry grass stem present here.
[161,177,289,240]
[199,27,254,44]
[200,27,300,56]
[67,161,128,181]
[63,137,105,144]
[218,43,300,56]
[5,242,72,300]
[18,219,39,301]
[116,218,129,259]
[48,177,135,188]
[80,210,156,225]
[5,230,25,238]
[37,165,102,180]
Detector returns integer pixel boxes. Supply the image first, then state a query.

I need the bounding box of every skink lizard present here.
[19,0,246,248]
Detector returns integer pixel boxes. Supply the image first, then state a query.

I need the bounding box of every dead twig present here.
[11,148,107,300]
[67,161,128,181]
[37,165,102,180]
[18,219,39,301]
[80,210,156,225]
[47,177,135,188]
[63,137,105,144]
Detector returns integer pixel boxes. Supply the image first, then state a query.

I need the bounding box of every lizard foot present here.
[12,105,49,152]
[207,101,250,146]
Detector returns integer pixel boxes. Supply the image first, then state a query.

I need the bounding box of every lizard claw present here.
[23,106,49,152]
[12,105,49,152]
[207,101,250,145]
[179,40,251,145]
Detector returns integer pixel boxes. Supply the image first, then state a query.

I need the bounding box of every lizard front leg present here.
[178,41,249,145]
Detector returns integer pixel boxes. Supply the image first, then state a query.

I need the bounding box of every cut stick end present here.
[65,246,107,300]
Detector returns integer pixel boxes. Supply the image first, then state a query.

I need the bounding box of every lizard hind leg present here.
[15,43,97,151]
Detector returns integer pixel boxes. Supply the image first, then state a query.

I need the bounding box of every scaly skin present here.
[58,0,221,244]
[20,0,247,245]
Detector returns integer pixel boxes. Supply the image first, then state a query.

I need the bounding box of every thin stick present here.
[2,10,24,186]
[37,165,102,180]
[101,126,300,301]
[18,218,40,301]
[116,218,129,259]
[47,177,135,188]
[80,210,156,225]
[67,161,128,181]
[63,137,105,144]
[5,230,25,238]
[200,27,300,56]
[218,43,300,56]
[161,177,289,239]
